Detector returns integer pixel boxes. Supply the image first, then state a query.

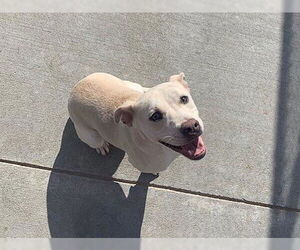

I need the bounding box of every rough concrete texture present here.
[1,162,300,238]
[0,13,300,237]
[0,0,292,13]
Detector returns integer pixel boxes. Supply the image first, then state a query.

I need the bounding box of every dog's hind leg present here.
[95,141,110,156]
[74,124,110,156]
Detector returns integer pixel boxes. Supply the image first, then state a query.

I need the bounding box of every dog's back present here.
[68,73,143,152]
[68,73,140,126]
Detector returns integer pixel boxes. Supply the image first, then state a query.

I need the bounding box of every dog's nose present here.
[180,119,202,137]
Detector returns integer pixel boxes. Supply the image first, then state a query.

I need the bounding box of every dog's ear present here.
[169,72,189,89]
[114,102,134,127]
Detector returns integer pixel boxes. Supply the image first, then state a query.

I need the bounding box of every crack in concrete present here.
[1,158,300,213]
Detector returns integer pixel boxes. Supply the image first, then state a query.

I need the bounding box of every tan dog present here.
[68,73,206,174]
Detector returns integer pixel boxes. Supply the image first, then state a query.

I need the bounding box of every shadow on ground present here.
[269,12,300,245]
[47,119,157,245]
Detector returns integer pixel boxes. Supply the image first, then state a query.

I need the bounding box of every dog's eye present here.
[180,95,189,104]
[149,111,163,122]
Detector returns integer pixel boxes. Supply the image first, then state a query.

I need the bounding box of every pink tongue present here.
[182,136,205,156]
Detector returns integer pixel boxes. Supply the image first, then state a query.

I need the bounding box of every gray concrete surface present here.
[2,162,300,238]
[0,0,292,13]
[0,13,300,237]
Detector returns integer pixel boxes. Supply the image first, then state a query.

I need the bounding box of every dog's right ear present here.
[114,102,134,127]
[169,72,189,90]
[169,72,185,82]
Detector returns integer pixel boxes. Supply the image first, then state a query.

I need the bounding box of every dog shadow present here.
[47,119,157,242]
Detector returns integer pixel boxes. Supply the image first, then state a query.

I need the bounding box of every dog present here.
[68,72,206,174]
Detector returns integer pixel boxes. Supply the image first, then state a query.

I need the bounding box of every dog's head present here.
[114,73,206,160]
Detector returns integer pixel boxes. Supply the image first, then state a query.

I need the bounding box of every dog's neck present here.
[124,127,179,172]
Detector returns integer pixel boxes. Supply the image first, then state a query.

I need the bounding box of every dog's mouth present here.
[160,136,206,160]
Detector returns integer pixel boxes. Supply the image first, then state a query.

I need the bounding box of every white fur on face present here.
[132,81,204,146]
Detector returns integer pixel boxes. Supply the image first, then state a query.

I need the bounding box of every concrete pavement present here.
[0,13,300,237]
[4,162,297,238]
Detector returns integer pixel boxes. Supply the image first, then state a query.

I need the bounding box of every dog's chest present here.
[125,133,179,173]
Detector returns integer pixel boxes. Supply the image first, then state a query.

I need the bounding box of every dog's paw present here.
[96,141,110,156]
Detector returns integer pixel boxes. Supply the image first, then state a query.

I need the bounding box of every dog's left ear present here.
[114,102,134,127]
[169,72,189,90]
